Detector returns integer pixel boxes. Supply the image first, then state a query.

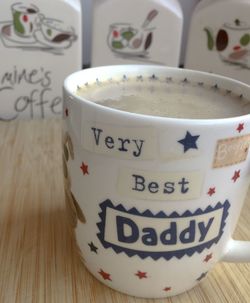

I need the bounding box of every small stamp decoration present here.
[213,134,250,168]
[97,199,230,260]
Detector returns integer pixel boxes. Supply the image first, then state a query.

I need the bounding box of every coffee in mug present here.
[77,76,250,119]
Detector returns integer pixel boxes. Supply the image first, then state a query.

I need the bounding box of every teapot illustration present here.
[204,19,250,68]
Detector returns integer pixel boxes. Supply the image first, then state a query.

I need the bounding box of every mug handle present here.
[222,240,250,262]
[35,13,45,29]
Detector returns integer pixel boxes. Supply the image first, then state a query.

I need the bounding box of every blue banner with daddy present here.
[97,199,230,260]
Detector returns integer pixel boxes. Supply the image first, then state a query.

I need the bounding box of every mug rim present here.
[64,65,250,125]
[41,18,73,33]
[11,2,39,13]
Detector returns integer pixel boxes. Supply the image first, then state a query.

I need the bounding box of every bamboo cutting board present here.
[0,119,249,303]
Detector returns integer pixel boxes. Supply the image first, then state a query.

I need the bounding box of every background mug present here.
[63,65,250,298]
[39,16,77,44]
[11,2,39,38]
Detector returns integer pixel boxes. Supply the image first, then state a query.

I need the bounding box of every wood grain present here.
[0,119,249,303]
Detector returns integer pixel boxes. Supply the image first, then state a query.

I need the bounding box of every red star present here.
[207,187,216,196]
[135,271,147,279]
[204,253,213,262]
[98,269,112,281]
[80,162,89,175]
[236,123,244,133]
[163,287,172,292]
[232,170,240,182]
[65,108,69,117]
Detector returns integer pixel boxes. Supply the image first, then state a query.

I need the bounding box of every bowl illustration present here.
[107,23,153,56]
[40,17,76,43]
[107,10,158,57]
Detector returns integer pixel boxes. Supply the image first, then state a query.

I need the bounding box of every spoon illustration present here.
[142,9,159,29]
[129,9,158,50]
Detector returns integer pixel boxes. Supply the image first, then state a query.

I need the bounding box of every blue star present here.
[88,241,98,254]
[178,131,200,153]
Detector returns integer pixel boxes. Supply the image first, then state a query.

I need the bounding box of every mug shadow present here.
[0,193,140,303]
[0,197,94,302]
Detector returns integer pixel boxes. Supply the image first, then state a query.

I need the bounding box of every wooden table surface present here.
[0,119,249,303]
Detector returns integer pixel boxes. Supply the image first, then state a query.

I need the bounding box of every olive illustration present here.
[144,32,153,50]
[204,28,214,50]
[216,29,228,51]
[52,33,71,43]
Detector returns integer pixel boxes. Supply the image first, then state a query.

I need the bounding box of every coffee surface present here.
[77,78,250,119]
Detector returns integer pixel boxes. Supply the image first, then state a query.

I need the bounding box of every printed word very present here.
[91,127,144,157]
[117,168,203,200]
[82,122,157,159]
[97,200,230,260]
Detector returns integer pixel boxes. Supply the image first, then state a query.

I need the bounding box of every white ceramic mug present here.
[63,65,250,298]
